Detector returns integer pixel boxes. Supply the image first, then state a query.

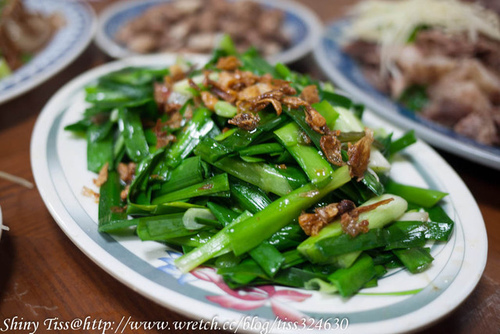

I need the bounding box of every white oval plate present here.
[94,0,321,64]
[0,0,96,105]
[31,55,487,334]
[314,20,500,171]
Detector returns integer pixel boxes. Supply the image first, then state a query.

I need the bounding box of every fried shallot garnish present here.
[300,85,320,104]
[237,82,275,101]
[237,87,282,112]
[227,70,259,91]
[154,82,183,114]
[216,55,242,71]
[240,96,284,115]
[228,112,260,131]
[340,198,393,237]
[188,78,201,92]
[82,186,99,203]
[299,200,356,236]
[201,91,219,111]
[259,73,291,88]
[165,110,185,129]
[117,162,136,183]
[156,133,177,149]
[154,82,170,106]
[347,128,374,180]
[320,131,344,166]
[152,117,179,148]
[164,102,182,114]
[340,213,369,237]
[302,105,328,134]
[93,162,109,187]
[205,73,238,103]
[90,113,108,125]
[169,64,187,82]
[120,184,130,201]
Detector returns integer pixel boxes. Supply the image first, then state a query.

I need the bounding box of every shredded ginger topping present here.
[345,0,500,75]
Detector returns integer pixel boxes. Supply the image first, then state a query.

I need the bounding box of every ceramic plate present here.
[0,0,96,105]
[314,20,500,171]
[31,55,487,334]
[94,0,321,64]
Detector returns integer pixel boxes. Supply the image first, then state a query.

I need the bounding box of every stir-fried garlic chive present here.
[156,56,376,179]
[298,131,312,145]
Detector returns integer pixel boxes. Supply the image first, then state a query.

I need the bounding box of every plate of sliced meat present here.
[94,0,321,65]
[314,0,500,170]
[0,0,96,104]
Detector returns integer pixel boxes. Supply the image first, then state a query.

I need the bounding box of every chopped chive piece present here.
[275,122,334,186]
[152,173,230,204]
[328,254,376,297]
[389,130,417,155]
[98,171,126,229]
[118,108,149,162]
[249,242,285,277]
[385,180,447,208]
[393,247,434,273]
[229,166,351,256]
[214,101,238,118]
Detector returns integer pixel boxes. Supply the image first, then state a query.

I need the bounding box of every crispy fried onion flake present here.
[299,200,356,236]
[347,128,374,180]
[320,131,343,166]
[228,112,261,131]
[299,197,394,237]
[319,128,375,181]
[341,197,394,237]
[216,55,242,71]
[93,162,109,187]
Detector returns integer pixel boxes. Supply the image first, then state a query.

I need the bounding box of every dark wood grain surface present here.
[1,1,498,333]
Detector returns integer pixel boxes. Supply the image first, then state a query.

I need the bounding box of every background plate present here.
[0,0,96,105]
[31,55,487,334]
[94,0,321,64]
[314,20,500,171]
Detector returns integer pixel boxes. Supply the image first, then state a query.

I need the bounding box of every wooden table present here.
[1,1,498,333]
